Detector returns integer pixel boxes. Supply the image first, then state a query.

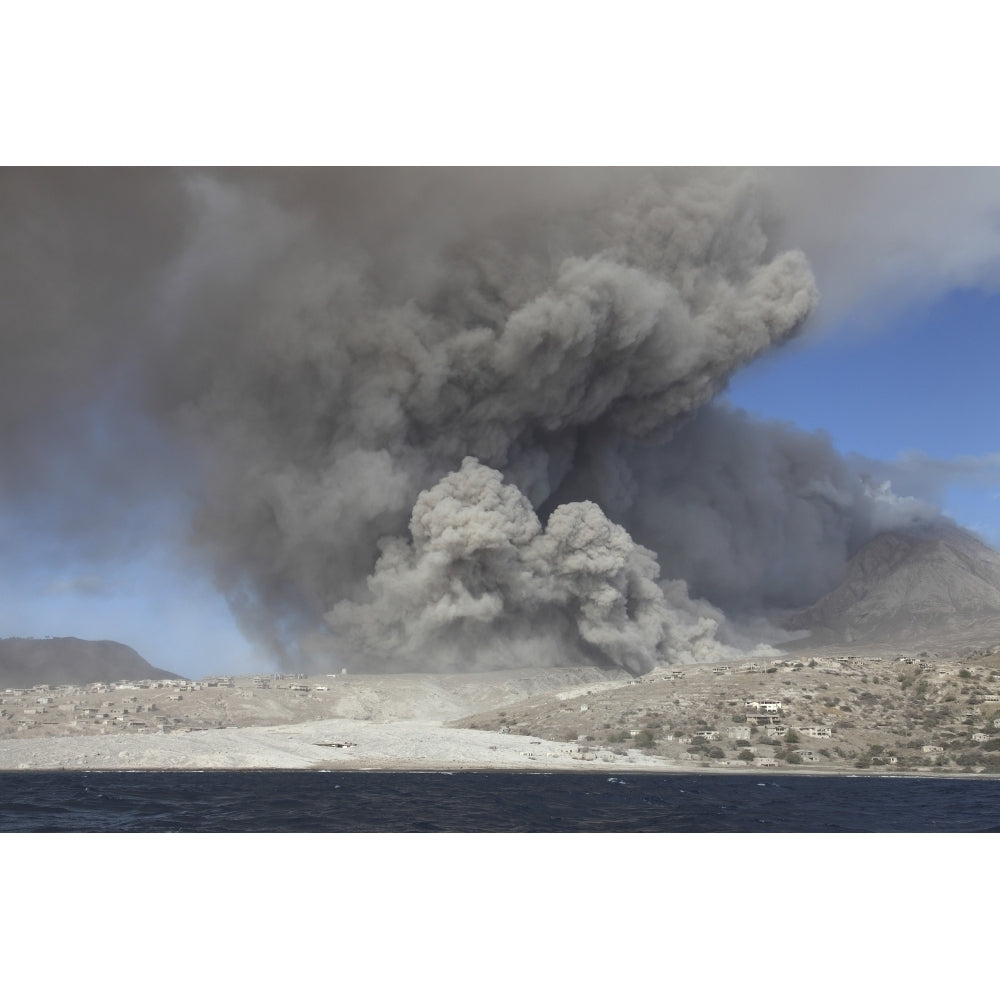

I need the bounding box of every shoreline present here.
[1,717,997,779]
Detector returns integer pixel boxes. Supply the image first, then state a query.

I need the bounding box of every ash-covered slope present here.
[0,637,182,688]
[785,524,1000,649]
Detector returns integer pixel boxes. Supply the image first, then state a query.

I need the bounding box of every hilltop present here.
[0,637,181,689]
[783,524,1000,652]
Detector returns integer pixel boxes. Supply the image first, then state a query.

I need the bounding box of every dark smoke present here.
[0,167,954,674]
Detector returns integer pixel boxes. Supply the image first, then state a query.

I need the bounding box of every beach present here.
[0,717,688,772]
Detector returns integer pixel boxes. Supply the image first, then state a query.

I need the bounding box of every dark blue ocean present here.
[3,770,1000,831]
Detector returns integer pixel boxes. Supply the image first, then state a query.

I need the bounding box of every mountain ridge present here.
[783,523,1000,651]
[0,637,183,688]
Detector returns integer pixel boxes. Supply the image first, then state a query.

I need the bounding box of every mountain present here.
[0,637,184,688]
[784,523,1000,651]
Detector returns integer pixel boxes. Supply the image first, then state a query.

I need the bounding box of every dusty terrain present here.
[3,648,1000,773]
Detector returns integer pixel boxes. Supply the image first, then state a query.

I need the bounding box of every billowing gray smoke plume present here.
[327,457,737,673]
[163,168,819,672]
[0,167,965,674]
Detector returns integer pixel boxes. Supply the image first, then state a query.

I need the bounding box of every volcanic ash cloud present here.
[327,458,748,674]
[167,170,818,671]
[1,168,830,674]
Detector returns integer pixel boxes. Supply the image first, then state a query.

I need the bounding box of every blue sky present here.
[725,287,1000,546]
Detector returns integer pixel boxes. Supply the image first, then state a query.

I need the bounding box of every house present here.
[744,699,782,712]
[982,694,1000,703]
[972,732,990,742]
[922,745,944,753]
[726,726,751,741]
[765,725,788,737]
[755,757,778,767]
[693,730,719,740]
[798,726,833,739]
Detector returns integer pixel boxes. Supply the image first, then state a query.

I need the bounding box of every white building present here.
[745,699,782,713]
[798,726,833,739]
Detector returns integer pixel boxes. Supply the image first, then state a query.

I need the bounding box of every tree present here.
[784,729,800,743]
[738,749,754,762]
[635,728,655,749]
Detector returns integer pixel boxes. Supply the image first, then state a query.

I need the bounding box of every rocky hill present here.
[784,524,1000,651]
[0,637,182,688]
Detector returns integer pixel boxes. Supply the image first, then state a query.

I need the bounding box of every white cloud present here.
[45,575,115,597]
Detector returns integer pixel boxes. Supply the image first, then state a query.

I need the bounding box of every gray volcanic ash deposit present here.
[0,168,957,676]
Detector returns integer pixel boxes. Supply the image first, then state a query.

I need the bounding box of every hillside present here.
[0,637,182,688]
[784,524,1000,651]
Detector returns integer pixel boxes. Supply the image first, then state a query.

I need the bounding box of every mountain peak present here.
[785,524,1000,651]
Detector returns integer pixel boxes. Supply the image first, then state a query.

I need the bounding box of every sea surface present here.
[3,770,1000,832]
